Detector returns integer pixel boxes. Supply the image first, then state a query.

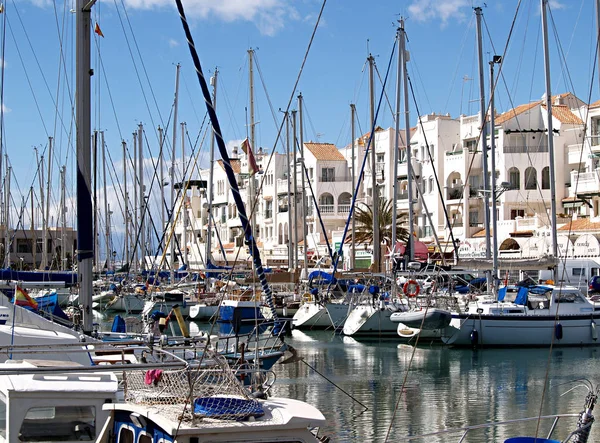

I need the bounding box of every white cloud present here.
[2,104,11,113]
[123,0,296,36]
[168,38,179,48]
[549,1,566,10]
[408,0,471,26]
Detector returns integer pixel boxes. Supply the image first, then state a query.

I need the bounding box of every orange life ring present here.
[403,280,420,297]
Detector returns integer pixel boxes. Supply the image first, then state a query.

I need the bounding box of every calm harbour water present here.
[100,311,600,443]
[263,329,600,443]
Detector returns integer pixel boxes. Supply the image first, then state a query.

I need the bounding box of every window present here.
[542,166,550,189]
[17,239,33,254]
[525,167,537,190]
[0,398,5,438]
[573,268,585,277]
[265,200,273,219]
[508,167,520,190]
[429,177,434,194]
[465,139,477,152]
[377,153,385,163]
[510,209,525,219]
[119,426,135,443]
[469,210,479,226]
[139,434,153,443]
[429,144,435,161]
[321,168,335,182]
[19,406,96,442]
[399,148,407,163]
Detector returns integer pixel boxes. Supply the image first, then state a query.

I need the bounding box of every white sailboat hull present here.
[324,302,352,330]
[343,304,400,337]
[292,303,332,329]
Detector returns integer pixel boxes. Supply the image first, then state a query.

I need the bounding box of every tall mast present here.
[61,165,66,270]
[102,131,109,271]
[4,165,9,268]
[368,54,380,271]
[138,123,145,272]
[475,7,492,273]
[285,111,293,269]
[122,140,129,270]
[43,136,53,270]
[75,0,95,333]
[93,132,99,270]
[401,20,414,263]
[490,56,501,292]
[207,69,217,265]
[132,131,138,273]
[298,93,308,278]
[158,126,165,252]
[181,122,187,267]
[350,104,356,269]
[170,63,180,283]
[248,49,257,234]
[292,110,299,270]
[541,0,559,279]
[30,186,36,269]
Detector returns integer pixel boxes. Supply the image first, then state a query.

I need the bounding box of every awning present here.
[573,233,600,257]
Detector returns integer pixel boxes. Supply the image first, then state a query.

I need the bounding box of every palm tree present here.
[351,197,410,270]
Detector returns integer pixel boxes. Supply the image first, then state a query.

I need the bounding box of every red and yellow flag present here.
[94,22,104,38]
[241,138,259,176]
[13,286,38,310]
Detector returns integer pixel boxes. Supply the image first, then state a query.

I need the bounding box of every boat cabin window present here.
[138,433,152,443]
[119,426,135,443]
[555,291,586,303]
[19,406,95,442]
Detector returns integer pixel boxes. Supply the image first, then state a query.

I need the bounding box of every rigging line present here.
[550,0,585,93]
[300,99,319,142]
[301,161,333,259]
[5,14,49,137]
[8,4,72,143]
[253,54,287,151]
[373,61,395,120]
[94,36,125,141]
[51,0,68,145]
[112,0,163,141]
[326,36,397,297]
[442,14,476,112]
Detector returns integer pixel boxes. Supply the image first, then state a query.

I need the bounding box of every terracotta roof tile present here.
[304,142,345,161]
[558,219,600,232]
[590,99,600,109]
[217,159,241,174]
[495,102,539,125]
[542,104,584,125]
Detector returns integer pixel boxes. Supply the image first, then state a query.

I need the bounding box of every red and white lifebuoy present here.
[403,280,420,298]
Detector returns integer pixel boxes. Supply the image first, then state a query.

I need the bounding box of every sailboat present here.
[441,3,600,348]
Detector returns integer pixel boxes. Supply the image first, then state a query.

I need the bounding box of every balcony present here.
[320,205,334,214]
[570,168,600,194]
[397,158,422,178]
[338,204,351,214]
[447,186,464,200]
[567,143,585,165]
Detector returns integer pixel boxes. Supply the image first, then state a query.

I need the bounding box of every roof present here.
[541,104,584,125]
[495,102,539,125]
[217,159,241,174]
[304,142,345,161]
[590,99,600,109]
[558,218,600,232]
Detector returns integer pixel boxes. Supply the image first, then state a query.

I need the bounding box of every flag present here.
[13,286,38,310]
[94,22,104,38]
[240,138,259,176]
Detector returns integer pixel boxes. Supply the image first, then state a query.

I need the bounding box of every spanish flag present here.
[240,138,259,176]
[13,286,38,310]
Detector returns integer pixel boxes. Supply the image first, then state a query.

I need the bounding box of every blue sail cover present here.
[308,270,335,284]
[515,286,529,305]
[497,286,507,301]
[0,269,77,285]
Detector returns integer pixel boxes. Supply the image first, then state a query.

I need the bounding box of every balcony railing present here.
[320,204,335,214]
[338,204,351,214]
[503,145,548,154]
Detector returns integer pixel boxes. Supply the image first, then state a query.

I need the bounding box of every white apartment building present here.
[170,92,600,271]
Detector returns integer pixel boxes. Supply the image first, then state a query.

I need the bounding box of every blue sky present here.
[3,0,598,255]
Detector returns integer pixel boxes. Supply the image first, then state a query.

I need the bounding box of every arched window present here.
[542,166,550,189]
[319,193,334,213]
[508,167,520,190]
[525,167,537,190]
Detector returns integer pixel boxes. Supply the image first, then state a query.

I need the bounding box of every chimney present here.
[232,146,239,158]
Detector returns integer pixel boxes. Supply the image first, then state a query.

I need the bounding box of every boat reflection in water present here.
[269,330,600,442]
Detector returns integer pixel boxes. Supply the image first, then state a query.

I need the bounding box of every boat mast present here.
[207,68,218,266]
[138,123,145,272]
[248,49,257,241]
[76,0,96,333]
[350,103,356,269]
[392,22,401,264]
[30,186,35,268]
[541,0,559,281]
[132,131,138,273]
[170,63,180,283]
[490,56,501,292]
[43,136,53,270]
[4,164,9,269]
[368,54,380,271]
[298,93,308,277]
[158,126,165,252]
[61,165,66,270]
[122,140,129,270]
[102,131,109,271]
[181,122,187,267]
[292,110,299,269]
[285,111,293,269]
[475,7,492,285]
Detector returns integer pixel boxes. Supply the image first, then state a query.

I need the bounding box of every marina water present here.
[263,329,600,442]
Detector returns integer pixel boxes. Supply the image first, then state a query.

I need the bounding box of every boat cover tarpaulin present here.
[0,269,77,284]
